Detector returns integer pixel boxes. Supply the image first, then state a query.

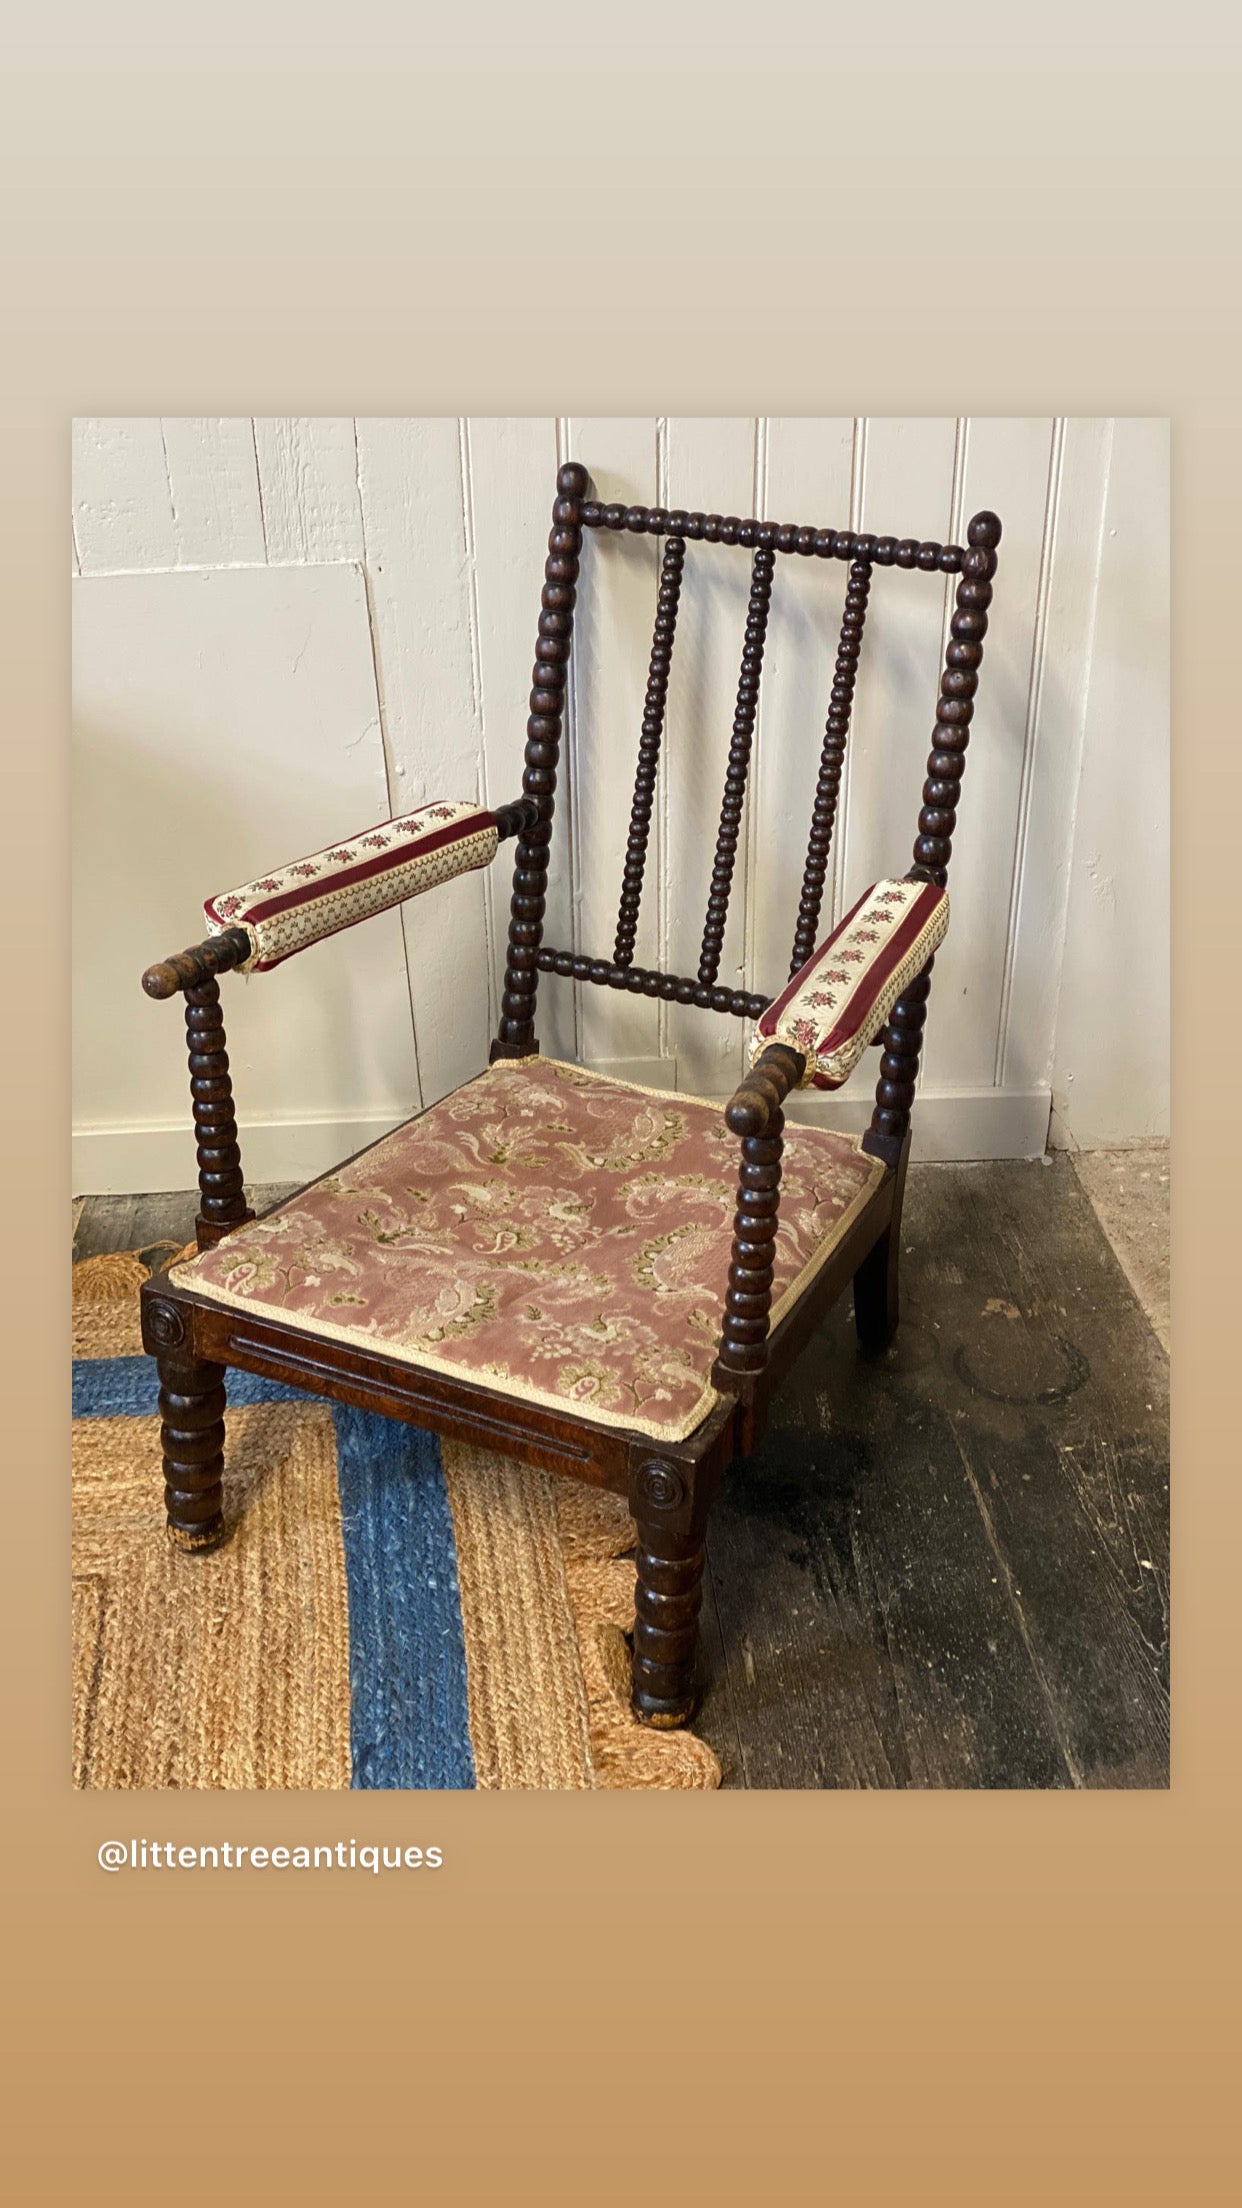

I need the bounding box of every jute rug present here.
[72,1249,720,1791]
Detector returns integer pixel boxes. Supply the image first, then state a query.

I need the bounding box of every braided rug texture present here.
[71,1249,720,1792]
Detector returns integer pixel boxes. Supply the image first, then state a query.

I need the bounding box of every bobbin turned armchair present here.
[139,463,1002,1729]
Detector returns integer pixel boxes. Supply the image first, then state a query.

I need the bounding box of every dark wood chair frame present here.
[138,463,1002,1729]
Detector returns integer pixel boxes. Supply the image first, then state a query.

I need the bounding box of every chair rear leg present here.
[854,1138,910,1355]
[157,1349,230,1553]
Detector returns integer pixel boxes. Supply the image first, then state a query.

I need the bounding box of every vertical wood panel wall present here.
[71,417,1169,1193]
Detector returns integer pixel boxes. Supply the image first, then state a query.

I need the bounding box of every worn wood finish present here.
[492,461,589,1061]
[142,927,252,1001]
[722,1040,806,1139]
[136,463,1008,1726]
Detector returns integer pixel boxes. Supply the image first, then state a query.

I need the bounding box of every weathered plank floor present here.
[74,1154,1169,1790]
[697,1155,1169,1789]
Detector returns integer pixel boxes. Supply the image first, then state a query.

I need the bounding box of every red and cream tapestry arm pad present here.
[752,877,949,1091]
[204,801,499,972]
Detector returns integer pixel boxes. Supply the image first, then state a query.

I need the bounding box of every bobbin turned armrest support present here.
[713,1044,807,1397]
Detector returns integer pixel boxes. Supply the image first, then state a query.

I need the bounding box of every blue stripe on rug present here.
[331,1405,474,1791]
[73,1356,303,1419]
[72,1353,475,1791]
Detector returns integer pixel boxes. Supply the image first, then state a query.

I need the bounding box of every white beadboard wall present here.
[71,417,1169,1193]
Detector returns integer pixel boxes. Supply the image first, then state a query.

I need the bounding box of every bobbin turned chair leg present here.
[156,1349,230,1554]
[629,1459,715,1727]
[632,1525,706,1729]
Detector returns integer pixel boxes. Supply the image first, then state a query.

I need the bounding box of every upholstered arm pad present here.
[751,878,949,1091]
[204,800,499,972]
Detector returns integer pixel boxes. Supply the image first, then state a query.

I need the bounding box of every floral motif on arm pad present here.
[752,878,949,1091]
[203,800,499,971]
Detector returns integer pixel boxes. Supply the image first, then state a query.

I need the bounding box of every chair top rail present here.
[581,498,968,573]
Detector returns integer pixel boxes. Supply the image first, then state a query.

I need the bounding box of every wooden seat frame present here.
[138,462,1002,1729]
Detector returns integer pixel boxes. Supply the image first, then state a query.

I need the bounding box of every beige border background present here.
[4,7,1234,2201]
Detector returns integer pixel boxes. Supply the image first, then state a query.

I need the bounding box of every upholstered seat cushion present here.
[171,1059,884,1443]
[204,800,498,972]
[752,877,949,1090]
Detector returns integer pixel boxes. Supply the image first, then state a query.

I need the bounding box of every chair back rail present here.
[492,464,1001,1160]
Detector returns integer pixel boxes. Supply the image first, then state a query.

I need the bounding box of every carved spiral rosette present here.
[634,1460,687,1515]
[143,1295,187,1352]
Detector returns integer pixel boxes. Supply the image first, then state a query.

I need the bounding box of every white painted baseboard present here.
[73,1067,1052,1194]
[781,1084,1051,1161]
[72,1111,409,1197]
[588,1056,670,1088]
[593,1061,1050,1161]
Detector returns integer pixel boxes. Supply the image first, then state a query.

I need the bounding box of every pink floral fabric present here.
[753,877,949,1090]
[172,1059,883,1442]
[204,800,498,972]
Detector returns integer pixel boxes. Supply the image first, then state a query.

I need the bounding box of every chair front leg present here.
[157,1346,230,1554]
[629,1458,713,1728]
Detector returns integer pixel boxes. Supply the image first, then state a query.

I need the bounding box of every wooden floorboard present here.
[73,1187,300,1264]
[696,1155,1169,1790]
[929,1160,1169,1789]
[74,1157,1169,1791]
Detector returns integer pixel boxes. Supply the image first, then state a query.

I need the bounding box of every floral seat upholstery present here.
[171,1058,884,1443]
